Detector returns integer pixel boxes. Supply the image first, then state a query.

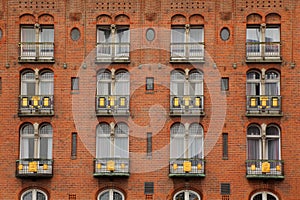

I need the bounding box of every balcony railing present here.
[246,159,284,179]
[16,159,53,178]
[246,42,281,62]
[246,95,282,116]
[95,43,130,63]
[94,158,130,177]
[169,158,205,177]
[18,95,54,116]
[18,42,55,62]
[170,95,204,116]
[170,42,205,62]
[96,95,129,116]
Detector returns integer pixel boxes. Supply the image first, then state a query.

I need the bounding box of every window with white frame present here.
[97,189,124,200]
[173,190,201,200]
[97,25,129,57]
[246,70,280,96]
[97,69,130,96]
[247,124,281,162]
[246,24,280,58]
[170,123,203,159]
[171,25,204,59]
[21,69,54,96]
[20,123,53,160]
[170,69,203,97]
[251,191,278,200]
[96,122,129,159]
[20,25,54,59]
[21,189,47,200]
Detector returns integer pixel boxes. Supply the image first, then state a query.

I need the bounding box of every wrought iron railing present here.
[246,95,281,115]
[96,95,129,115]
[170,42,205,62]
[94,158,129,176]
[170,95,204,116]
[169,158,205,176]
[19,95,54,116]
[16,159,53,177]
[246,159,284,178]
[19,42,54,61]
[96,43,130,62]
[246,42,281,61]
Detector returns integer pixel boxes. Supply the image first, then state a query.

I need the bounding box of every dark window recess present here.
[71,132,77,158]
[71,77,79,90]
[147,132,152,157]
[146,77,154,90]
[222,133,228,159]
[221,77,229,91]
[144,182,154,194]
[221,183,230,195]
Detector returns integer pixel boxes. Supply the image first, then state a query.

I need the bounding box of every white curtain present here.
[96,123,111,158]
[170,123,185,158]
[114,123,129,158]
[97,71,111,95]
[20,124,34,159]
[170,71,185,96]
[21,71,35,95]
[39,71,54,95]
[115,71,130,96]
[39,124,53,159]
[188,124,203,158]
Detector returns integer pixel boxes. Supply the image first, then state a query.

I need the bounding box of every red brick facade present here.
[0,0,299,199]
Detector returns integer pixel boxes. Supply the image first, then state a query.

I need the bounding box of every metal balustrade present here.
[96,95,130,116]
[169,158,205,177]
[246,159,284,179]
[170,95,204,116]
[18,95,54,116]
[16,159,53,178]
[246,95,282,116]
[94,158,130,177]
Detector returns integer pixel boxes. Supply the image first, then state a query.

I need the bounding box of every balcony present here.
[16,159,53,178]
[95,43,130,63]
[18,42,55,63]
[169,158,205,177]
[246,42,281,63]
[170,43,205,63]
[96,95,129,116]
[246,160,284,179]
[170,95,204,116]
[94,158,130,177]
[18,95,54,116]
[246,95,282,116]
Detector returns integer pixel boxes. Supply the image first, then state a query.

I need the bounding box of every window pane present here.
[37,192,46,200]
[97,123,111,158]
[171,28,185,43]
[116,27,129,43]
[170,123,185,158]
[265,27,280,42]
[21,71,36,95]
[113,191,123,200]
[22,192,32,200]
[175,192,184,200]
[40,71,54,95]
[190,28,203,42]
[189,193,199,200]
[40,27,54,42]
[99,191,109,200]
[97,71,112,95]
[97,27,111,43]
[246,27,260,42]
[21,27,35,42]
[115,71,130,95]
[267,194,277,200]
[253,194,262,200]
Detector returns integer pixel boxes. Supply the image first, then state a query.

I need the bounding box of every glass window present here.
[173,190,201,200]
[246,71,261,96]
[251,191,278,200]
[247,125,261,160]
[98,189,124,200]
[21,189,47,200]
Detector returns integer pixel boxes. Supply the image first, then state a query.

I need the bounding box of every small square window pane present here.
[221,77,229,91]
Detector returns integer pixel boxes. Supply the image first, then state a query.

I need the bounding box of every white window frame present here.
[21,69,54,96]
[21,189,48,200]
[97,189,124,200]
[251,191,279,200]
[173,190,201,200]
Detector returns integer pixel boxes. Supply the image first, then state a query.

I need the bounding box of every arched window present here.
[251,191,279,200]
[170,123,185,158]
[115,70,130,96]
[97,70,112,96]
[97,189,124,200]
[247,124,262,161]
[96,122,129,159]
[170,70,185,96]
[265,70,280,96]
[21,189,47,200]
[246,71,261,96]
[21,70,54,96]
[188,70,203,96]
[20,123,53,159]
[173,190,201,200]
